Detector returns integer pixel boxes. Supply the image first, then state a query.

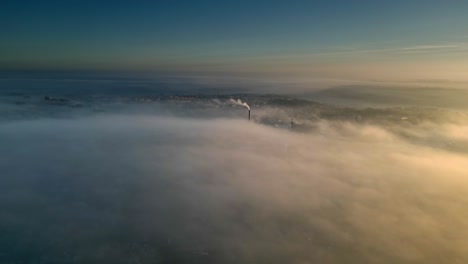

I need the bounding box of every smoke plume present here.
[229,98,250,110]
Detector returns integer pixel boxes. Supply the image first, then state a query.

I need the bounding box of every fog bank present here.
[1,115,467,264]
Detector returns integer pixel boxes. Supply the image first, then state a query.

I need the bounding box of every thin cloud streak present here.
[241,42,468,62]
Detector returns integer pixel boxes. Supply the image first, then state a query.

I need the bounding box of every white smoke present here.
[229,98,250,110]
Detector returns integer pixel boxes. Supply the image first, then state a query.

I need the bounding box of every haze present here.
[1,1,468,264]
[2,1,468,84]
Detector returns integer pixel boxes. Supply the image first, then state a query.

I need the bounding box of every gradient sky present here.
[2,1,468,82]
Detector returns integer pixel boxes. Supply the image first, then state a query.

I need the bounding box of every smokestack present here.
[228,98,250,121]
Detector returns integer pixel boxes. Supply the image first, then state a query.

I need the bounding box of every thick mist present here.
[1,114,467,264]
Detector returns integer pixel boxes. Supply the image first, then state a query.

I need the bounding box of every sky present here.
[2,0,468,82]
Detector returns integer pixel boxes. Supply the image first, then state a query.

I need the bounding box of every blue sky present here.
[2,1,468,81]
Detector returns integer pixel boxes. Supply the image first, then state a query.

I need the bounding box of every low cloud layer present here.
[1,115,468,263]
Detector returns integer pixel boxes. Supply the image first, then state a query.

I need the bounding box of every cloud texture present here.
[1,115,467,263]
